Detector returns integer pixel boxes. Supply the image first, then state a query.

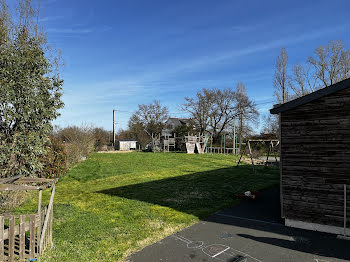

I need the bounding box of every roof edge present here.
[270,78,350,114]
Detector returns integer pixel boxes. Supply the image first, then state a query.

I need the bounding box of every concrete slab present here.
[128,187,350,262]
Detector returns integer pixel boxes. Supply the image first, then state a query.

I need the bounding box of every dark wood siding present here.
[281,88,350,227]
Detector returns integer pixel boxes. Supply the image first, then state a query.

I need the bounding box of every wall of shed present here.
[280,88,350,228]
[119,141,137,151]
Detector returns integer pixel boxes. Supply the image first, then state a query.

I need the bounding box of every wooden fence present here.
[208,147,238,154]
[0,203,53,262]
[0,177,56,262]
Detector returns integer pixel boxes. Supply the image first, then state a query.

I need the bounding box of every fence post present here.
[37,189,42,252]
[39,185,55,254]
[0,216,3,262]
[30,215,36,259]
[224,135,226,154]
[19,215,25,261]
[9,216,14,262]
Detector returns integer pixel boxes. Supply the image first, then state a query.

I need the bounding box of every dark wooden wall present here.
[281,88,350,227]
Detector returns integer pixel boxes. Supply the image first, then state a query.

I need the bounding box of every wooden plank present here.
[248,139,279,142]
[236,143,247,167]
[49,204,53,247]
[247,141,256,175]
[0,216,3,262]
[0,175,23,184]
[29,215,36,259]
[0,184,40,191]
[15,177,54,183]
[3,218,39,240]
[19,215,25,261]
[39,185,55,253]
[344,185,347,236]
[8,216,14,262]
[265,141,271,167]
[37,189,42,254]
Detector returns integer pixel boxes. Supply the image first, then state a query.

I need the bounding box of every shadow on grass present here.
[97,165,350,261]
[97,165,279,219]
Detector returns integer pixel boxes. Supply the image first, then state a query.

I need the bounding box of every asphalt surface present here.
[128,187,350,262]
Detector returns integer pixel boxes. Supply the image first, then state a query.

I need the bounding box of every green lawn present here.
[16,152,279,262]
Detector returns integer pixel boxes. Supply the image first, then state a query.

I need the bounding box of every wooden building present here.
[270,78,350,235]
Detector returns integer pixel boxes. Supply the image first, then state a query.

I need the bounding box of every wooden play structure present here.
[208,133,240,155]
[151,134,162,152]
[185,134,208,154]
[151,133,177,152]
[163,134,176,152]
[0,176,56,262]
[236,139,279,174]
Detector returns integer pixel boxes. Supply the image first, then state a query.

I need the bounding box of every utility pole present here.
[233,116,236,155]
[112,109,116,149]
[239,110,243,155]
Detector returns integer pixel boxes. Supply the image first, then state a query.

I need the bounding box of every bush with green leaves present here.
[0,0,63,178]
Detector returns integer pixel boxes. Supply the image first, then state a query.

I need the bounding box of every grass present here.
[15,152,279,262]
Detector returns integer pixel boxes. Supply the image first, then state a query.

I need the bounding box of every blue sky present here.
[35,0,350,131]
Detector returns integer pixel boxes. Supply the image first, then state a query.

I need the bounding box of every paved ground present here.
[128,187,350,262]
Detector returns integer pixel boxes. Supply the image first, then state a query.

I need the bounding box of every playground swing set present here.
[236,139,279,174]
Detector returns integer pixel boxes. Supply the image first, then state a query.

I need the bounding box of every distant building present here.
[118,140,138,151]
[162,118,192,137]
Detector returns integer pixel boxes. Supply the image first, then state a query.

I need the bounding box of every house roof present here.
[270,78,350,114]
[118,139,137,142]
[166,117,191,125]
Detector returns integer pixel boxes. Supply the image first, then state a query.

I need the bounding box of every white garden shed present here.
[118,140,138,151]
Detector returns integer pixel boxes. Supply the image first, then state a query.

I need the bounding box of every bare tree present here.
[207,88,237,141]
[339,48,350,81]
[290,63,317,97]
[261,114,279,137]
[182,88,238,141]
[129,100,169,135]
[273,47,289,103]
[308,40,350,87]
[235,82,259,146]
[182,90,213,134]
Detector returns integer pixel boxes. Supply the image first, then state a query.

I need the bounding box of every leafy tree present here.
[0,0,63,178]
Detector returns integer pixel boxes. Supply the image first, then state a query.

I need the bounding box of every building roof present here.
[270,78,350,114]
[118,139,138,142]
[165,117,191,125]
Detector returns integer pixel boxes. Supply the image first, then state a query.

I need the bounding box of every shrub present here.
[54,125,96,167]
[93,127,112,151]
[39,137,67,179]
